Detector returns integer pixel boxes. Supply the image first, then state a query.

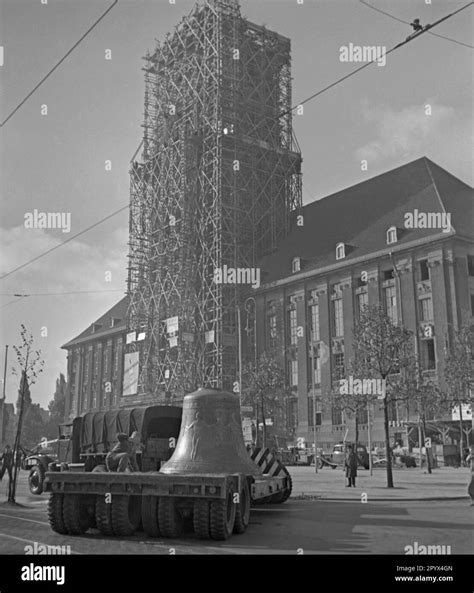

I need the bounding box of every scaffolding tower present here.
[127,0,302,401]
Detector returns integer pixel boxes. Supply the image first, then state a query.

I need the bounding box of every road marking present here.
[0,512,50,526]
[0,532,82,554]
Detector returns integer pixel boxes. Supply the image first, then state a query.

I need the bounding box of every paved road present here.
[0,496,471,555]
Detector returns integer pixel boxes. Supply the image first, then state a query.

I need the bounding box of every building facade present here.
[62,298,128,420]
[247,157,474,449]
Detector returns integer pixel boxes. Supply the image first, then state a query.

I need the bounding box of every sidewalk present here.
[289,465,471,501]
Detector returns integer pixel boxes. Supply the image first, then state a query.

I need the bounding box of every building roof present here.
[62,295,129,349]
[259,157,473,284]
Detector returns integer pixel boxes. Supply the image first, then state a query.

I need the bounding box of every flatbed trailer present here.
[44,467,291,541]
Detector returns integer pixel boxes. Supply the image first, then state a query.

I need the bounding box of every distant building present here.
[62,297,128,420]
[0,401,16,447]
[248,157,474,449]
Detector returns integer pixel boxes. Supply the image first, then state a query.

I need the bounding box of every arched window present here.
[335,243,345,260]
[387,226,398,245]
[292,257,301,273]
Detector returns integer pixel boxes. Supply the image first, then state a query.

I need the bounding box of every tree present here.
[8,325,44,504]
[45,373,67,439]
[243,353,287,448]
[444,323,474,465]
[351,304,413,488]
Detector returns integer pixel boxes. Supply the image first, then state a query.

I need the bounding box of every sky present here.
[0,0,472,410]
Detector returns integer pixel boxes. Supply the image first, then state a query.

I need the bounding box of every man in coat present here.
[0,444,14,482]
[106,433,139,472]
[345,444,358,487]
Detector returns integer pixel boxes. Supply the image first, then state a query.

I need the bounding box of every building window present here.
[268,314,277,349]
[383,269,395,281]
[332,405,343,426]
[288,308,298,345]
[471,294,474,316]
[419,259,430,281]
[357,291,368,317]
[357,407,368,425]
[333,353,345,380]
[309,298,320,341]
[467,255,474,276]
[384,285,398,324]
[421,338,436,370]
[387,226,398,245]
[292,257,301,273]
[308,397,322,427]
[308,349,321,386]
[288,360,298,387]
[419,297,433,321]
[336,242,345,260]
[332,297,344,337]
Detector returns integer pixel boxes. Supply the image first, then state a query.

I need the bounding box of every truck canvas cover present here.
[80,406,182,453]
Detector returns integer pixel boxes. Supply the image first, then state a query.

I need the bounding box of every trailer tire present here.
[158,497,183,538]
[193,499,210,539]
[28,465,45,495]
[95,495,114,536]
[48,493,68,534]
[210,483,236,541]
[111,495,141,537]
[63,494,91,535]
[141,495,160,537]
[233,481,250,534]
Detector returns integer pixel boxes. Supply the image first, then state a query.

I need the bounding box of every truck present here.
[44,389,292,541]
[318,442,370,470]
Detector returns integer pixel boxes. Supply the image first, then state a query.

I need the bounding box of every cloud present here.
[354,101,473,184]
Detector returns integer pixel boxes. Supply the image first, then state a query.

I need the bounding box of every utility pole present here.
[0,345,8,445]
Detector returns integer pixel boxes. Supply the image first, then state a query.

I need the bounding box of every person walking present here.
[467,445,474,506]
[345,444,358,487]
[0,444,14,482]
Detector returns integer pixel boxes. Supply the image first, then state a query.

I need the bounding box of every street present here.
[0,470,471,555]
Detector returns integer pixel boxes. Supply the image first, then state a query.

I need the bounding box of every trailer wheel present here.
[95,495,114,536]
[111,495,141,537]
[233,481,250,534]
[63,494,92,535]
[28,465,45,495]
[48,493,67,534]
[142,496,160,537]
[193,499,210,539]
[158,497,183,538]
[210,483,236,541]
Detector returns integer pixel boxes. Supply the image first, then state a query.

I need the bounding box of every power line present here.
[0,205,128,281]
[359,0,474,49]
[0,290,124,297]
[0,0,119,128]
[282,1,473,117]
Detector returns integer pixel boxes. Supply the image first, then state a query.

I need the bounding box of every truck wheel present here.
[48,493,67,534]
[193,499,210,539]
[142,496,160,537]
[28,466,45,495]
[233,481,250,534]
[158,497,183,538]
[273,475,293,504]
[63,494,91,535]
[95,495,114,536]
[210,483,236,541]
[111,495,141,537]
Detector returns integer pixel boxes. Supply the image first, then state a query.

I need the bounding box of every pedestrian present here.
[344,444,358,487]
[0,444,14,482]
[106,433,139,472]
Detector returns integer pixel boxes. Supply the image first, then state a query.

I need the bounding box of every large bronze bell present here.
[159,388,262,476]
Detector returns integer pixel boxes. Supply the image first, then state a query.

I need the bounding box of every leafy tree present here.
[243,353,287,448]
[351,304,413,488]
[45,373,67,439]
[8,325,44,504]
[444,323,474,465]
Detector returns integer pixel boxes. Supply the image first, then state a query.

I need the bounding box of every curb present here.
[291,495,469,502]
